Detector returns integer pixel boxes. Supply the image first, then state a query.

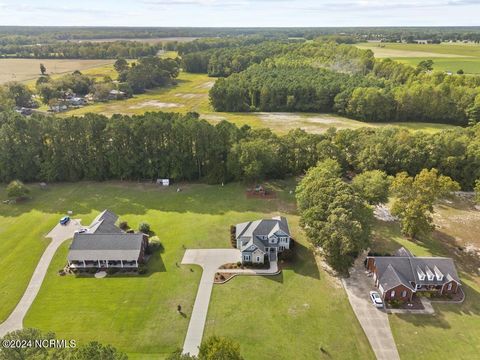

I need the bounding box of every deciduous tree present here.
[390,169,460,239]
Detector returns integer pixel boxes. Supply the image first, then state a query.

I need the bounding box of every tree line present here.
[0,111,479,190]
[0,41,160,59]
[208,41,480,125]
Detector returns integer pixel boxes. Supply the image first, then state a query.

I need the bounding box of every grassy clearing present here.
[64,69,455,134]
[357,42,480,74]
[9,180,371,359]
[395,57,480,74]
[0,59,115,85]
[370,196,480,360]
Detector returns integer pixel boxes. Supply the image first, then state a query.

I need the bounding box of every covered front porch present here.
[68,259,139,269]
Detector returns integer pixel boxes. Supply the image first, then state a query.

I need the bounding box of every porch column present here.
[106,260,109,268]
[135,260,138,268]
[121,260,124,268]
[98,260,101,267]
[67,260,71,267]
[83,260,86,268]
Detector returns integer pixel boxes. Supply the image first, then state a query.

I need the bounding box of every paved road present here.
[0,219,82,337]
[342,257,401,360]
[181,249,241,356]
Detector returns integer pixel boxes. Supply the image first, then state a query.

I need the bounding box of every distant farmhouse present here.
[235,216,291,264]
[67,210,148,270]
[367,247,461,301]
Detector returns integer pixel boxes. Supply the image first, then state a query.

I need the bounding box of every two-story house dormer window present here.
[434,266,443,281]
[417,266,426,281]
[269,236,277,244]
[425,266,435,281]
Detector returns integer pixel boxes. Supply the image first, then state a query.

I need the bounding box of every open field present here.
[0,181,370,359]
[357,42,480,74]
[64,69,456,134]
[0,59,115,84]
[370,195,480,360]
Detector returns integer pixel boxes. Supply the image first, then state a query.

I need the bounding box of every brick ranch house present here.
[67,210,149,270]
[366,247,461,301]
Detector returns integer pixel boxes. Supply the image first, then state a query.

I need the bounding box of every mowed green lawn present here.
[370,199,480,359]
[0,185,92,322]
[205,216,374,360]
[0,181,372,359]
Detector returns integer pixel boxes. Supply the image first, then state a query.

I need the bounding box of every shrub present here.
[279,249,294,261]
[388,299,402,308]
[6,180,30,199]
[146,236,163,254]
[139,222,151,234]
[138,265,147,275]
[88,268,97,274]
[119,221,129,231]
[236,261,242,267]
[107,267,119,275]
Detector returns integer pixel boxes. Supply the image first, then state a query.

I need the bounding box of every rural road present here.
[181,249,241,356]
[0,220,82,337]
[342,257,401,360]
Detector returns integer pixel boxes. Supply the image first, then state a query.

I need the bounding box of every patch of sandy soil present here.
[201,114,228,122]
[196,81,215,89]
[129,100,183,109]
[175,93,204,99]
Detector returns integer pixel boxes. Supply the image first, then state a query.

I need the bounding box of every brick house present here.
[366,247,461,301]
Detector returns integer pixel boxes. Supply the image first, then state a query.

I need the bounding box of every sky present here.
[0,0,479,27]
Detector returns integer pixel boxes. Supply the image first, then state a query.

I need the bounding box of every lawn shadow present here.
[260,272,284,283]
[281,240,320,280]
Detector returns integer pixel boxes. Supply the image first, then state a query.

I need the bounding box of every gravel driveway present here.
[181,249,241,356]
[0,219,82,337]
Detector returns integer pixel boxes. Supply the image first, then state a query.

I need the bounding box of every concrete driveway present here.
[181,249,241,356]
[0,219,82,337]
[342,257,400,360]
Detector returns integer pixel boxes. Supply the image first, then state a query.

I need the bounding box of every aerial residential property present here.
[367,248,462,301]
[1,2,480,360]
[235,216,291,263]
[67,210,149,270]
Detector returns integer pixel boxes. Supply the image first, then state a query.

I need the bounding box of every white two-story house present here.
[235,216,291,263]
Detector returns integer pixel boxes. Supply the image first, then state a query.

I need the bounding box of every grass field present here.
[357,42,480,74]
[370,195,480,360]
[0,180,370,359]
[64,68,456,134]
[0,59,115,84]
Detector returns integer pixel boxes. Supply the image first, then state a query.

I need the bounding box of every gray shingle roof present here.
[235,216,290,254]
[68,233,143,262]
[88,209,122,234]
[394,247,414,258]
[372,250,461,291]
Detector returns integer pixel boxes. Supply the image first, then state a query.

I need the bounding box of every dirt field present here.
[0,59,114,84]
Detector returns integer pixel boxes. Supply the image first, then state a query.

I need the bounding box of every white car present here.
[369,291,384,308]
[75,228,88,234]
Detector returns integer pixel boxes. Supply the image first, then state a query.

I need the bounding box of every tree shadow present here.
[260,272,284,283]
[280,241,320,280]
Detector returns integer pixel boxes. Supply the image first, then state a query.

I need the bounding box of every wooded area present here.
[0,111,478,189]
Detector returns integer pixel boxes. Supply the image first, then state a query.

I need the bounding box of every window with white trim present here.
[256,256,260,262]
[447,283,453,291]
[390,290,395,298]
[244,255,250,261]
[402,290,407,298]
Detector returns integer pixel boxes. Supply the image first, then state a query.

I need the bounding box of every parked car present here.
[75,228,88,234]
[369,291,384,308]
[59,216,70,225]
